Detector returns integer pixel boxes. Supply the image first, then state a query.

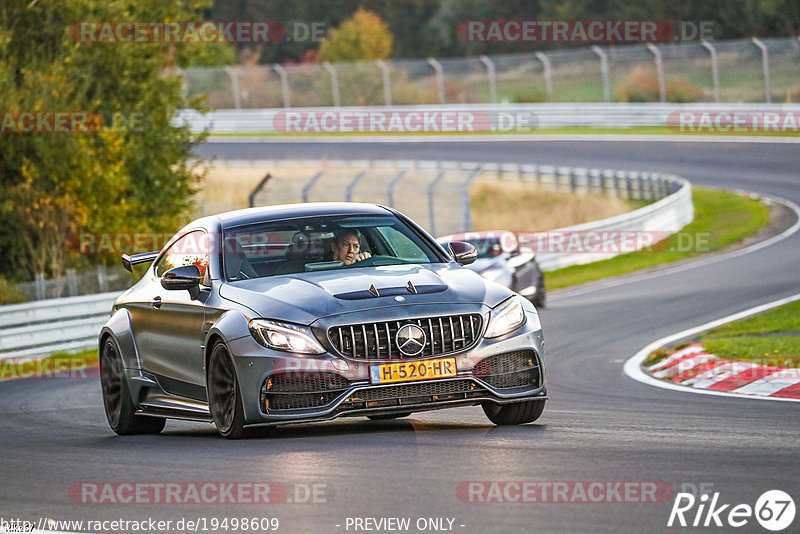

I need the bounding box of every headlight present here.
[249,319,326,354]
[484,296,526,338]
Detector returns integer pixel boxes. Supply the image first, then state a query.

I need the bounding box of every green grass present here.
[703,299,800,338]
[701,337,800,368]
[694,299,800,368]
[0,348,98,380]
[545,187,770,290]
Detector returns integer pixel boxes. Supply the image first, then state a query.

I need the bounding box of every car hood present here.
[218,263,512,324]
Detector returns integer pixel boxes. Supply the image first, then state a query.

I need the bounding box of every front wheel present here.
[482,400,545,425]
[207,342,247,439]
[100,338,165,435]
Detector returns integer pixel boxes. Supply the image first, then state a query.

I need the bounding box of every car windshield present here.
[222,214,442,280]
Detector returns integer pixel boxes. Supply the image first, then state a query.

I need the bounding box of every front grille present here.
[328,314,483,360]
[338,379,488,413]
[472,350,541,389]
[262,372,349,412]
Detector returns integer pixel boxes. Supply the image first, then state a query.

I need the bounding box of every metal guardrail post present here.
[387,169,407,207]
[66,269,77,297]
[752,38,772,103]
[97,265,108,293]
[534,52,553,102]
[459,167,483,232]
[301,171,325,203]
[479,55,498,103]
[323,62,341,107]
[345,171,367,202]
[248,173,272,207]
[273,64,291,108]
[646,44,667,103]
[701,40,721,103]
[427,58,446,104]
[427,170,447,236]
[591,46,611,102]
[35,273,45,300]
[375,60,392,106]
[224,66,242,110]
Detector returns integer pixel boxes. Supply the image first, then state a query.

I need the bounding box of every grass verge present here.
[0,348,98,380]
[545,187,771,289]
[644,300,800,369]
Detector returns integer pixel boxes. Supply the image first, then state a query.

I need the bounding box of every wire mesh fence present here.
[182,38,800,108]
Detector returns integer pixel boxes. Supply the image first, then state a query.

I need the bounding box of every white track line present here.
[207,134,800,144]
[623,292,800,403]
[551,193,800,301]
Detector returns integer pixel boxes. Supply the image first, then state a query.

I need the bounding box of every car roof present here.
[212,202,393,229]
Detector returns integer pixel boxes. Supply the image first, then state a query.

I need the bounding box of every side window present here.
[155,231,210,281]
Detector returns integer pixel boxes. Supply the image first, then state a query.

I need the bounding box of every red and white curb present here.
[645,343,800,399]
[624,292,800,403]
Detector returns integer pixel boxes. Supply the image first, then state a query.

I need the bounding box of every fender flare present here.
[99,308,141,371]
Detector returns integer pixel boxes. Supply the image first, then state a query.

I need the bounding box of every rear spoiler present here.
[121,251,159,272]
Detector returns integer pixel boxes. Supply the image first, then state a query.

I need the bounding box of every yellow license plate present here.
[370,357,457,385]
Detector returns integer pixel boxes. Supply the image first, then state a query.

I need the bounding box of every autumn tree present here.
[319,8,393,63]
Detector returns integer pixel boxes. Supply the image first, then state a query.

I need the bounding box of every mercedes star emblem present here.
[395,324,426,357]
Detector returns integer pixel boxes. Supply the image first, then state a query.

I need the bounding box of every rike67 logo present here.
[668,489,795,531]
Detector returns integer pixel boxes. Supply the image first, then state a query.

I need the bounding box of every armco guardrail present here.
[178,103,800,134]
[0,159,692,360]
[0,292,117,360]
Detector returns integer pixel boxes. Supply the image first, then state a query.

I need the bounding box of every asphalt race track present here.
[2,140,799,533]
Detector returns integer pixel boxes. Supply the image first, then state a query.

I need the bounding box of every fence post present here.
[591,46,611,102]
[701,39,721,103]
[386,169,408,207]
[224,66,242,110]
[301,171,325,202]
[427,170,447,236]
[66,269,78,297]
[479,55,498,103]
[375,60,392,106]
[646,44,666,103]
[345,171,367,201]
[751,38,772,103]
[427,58,446,104]
[460,168,483,232]
[534,52,553,102]
[273,64,291,108]
[97,264,108,293]
[248,173,272,207]
[35,273,45,300]
[323,62,341,107]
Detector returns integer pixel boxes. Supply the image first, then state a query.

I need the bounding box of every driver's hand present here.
[353,252,372,263]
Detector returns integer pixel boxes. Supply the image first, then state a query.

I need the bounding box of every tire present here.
[207,341,247,439]
[482,400,545,425]
[100,338,165,435]
[368,412,411,421]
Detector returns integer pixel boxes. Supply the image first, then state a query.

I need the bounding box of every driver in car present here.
[331,229,372,265]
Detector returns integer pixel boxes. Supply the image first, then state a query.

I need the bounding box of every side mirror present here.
[448,241,477,266]
[161,265,202,291]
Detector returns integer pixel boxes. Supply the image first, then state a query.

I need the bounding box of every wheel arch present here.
[99,308,141,371]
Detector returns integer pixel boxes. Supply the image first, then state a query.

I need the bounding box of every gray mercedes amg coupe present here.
[99,203,547,438]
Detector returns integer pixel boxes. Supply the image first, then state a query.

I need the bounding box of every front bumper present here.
[226,305,546,427]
